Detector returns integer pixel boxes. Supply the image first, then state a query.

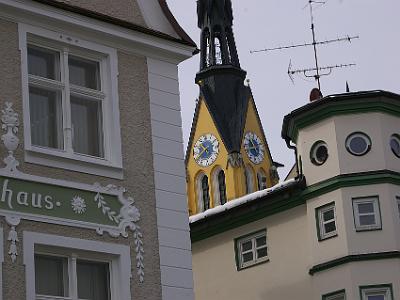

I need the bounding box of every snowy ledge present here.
[189,178,297,224]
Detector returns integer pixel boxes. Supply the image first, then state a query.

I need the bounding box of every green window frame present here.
[322,289,346,300]
[234,229,268,270]
[359,284,394,300]
[316,202,338,241]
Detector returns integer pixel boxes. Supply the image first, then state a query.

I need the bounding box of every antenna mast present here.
[251,1,359,91]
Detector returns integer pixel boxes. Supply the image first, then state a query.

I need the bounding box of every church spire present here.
[197,0,240,70]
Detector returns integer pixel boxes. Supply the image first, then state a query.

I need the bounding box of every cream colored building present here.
[0,1,196,299]
[191,91,400,300]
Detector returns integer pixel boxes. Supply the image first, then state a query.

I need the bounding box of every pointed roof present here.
[185,79,279,169]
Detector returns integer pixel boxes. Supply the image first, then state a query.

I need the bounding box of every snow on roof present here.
[189,178,297,224]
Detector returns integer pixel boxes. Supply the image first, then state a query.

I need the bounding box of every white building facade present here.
[191,90,400,300]
[0,0,196,299]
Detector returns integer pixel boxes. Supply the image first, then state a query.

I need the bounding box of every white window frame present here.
[23,231,131,300]
[19,24,123,179]
[236,230,268,270]
[316,202,338,241]
[360,284,393,300]
[352,196,382,231]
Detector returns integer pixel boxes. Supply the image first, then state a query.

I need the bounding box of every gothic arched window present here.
[257,169,267,191]
[217,170,227,205]
[244,165,255,194]
[201,175,210,211]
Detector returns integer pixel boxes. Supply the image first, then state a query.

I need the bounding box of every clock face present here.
[243,132,265,164]
[193,134,219,167]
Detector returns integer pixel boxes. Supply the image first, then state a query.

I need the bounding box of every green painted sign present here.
[0,175,133,229]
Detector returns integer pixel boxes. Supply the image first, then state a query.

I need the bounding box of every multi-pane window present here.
[316,203,337,240]
[28,44,104,158]
[360,284,393,300]
[236,231,268,269]
[35,254,111,300]
[353,197,382,231]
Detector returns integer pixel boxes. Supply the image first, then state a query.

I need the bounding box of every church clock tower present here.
[186,0,280,216]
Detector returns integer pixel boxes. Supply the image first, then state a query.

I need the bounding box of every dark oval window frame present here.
[345,132,371,156]
[390,134,400,158]
[310,140,329,166]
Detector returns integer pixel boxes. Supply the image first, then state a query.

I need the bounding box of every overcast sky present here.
[167,0,400,179]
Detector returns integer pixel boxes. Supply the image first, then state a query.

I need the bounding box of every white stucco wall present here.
[192,205,312,300]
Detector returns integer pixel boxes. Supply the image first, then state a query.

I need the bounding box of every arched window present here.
[214,36,222,65]
[257,169,267,191]
[217,170,227,205]
[201,175,210,211]
[196,173,210,213]
[212,168,227,206]
[244,165,254,194]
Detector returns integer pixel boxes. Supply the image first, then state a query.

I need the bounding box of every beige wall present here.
[0,17,162,299]
[53,0,146,26]
[192,205,312,300]
[297,117,340,185]
[298,112,400,186]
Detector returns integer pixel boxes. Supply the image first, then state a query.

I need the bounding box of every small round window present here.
[345,132,371,156]
[310,141,328,165]
[390,134,400,158]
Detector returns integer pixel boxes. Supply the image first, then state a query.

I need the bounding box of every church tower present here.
[186,0,280,216]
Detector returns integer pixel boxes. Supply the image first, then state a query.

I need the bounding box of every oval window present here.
[310,141,328,166]
[346,132,371,156]
[390,134,400,158]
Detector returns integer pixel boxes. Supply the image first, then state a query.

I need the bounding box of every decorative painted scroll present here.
[0,103,144,282]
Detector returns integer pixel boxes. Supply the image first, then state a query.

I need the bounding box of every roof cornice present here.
[282,90,400,143]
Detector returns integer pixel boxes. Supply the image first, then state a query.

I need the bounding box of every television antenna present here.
[251,0,358,91]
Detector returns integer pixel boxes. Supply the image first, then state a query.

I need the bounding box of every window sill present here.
[25,148,123,179]
[318,233,338,242]
[355,226,382,232]
[237,258,269,271]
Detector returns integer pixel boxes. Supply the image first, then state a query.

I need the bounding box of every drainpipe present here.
[285,138,300,177]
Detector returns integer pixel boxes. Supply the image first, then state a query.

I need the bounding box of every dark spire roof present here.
[191,0,249,155]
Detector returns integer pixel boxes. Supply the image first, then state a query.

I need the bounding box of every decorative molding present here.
[309,251,400,275]
[227,152,244,169]
[1,103,20,174]
[0,101,145,282]
[5,216,20,263]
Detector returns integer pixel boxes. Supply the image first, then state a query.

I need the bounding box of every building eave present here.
[30,0,197,48]
[282,90,400,144]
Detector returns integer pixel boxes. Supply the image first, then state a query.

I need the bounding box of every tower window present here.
[352,196,381,231]
[257,169,267,190]
[202,175,210,211]
[244,165,254,194]
[346,132,371,156]
[310,141,329,166]
[390,134,400,158]
[218,170,227,205]
[214,36,222,65]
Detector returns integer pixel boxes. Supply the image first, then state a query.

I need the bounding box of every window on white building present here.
[322,289,346,300]
[20,25,123,178]
[316,202,337,240]
[235,230,268,270]
[360,284,393,300]
[396,197,400,220]
[352,196,382,231]
[24,232,131,300]
[35,254,110,300]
